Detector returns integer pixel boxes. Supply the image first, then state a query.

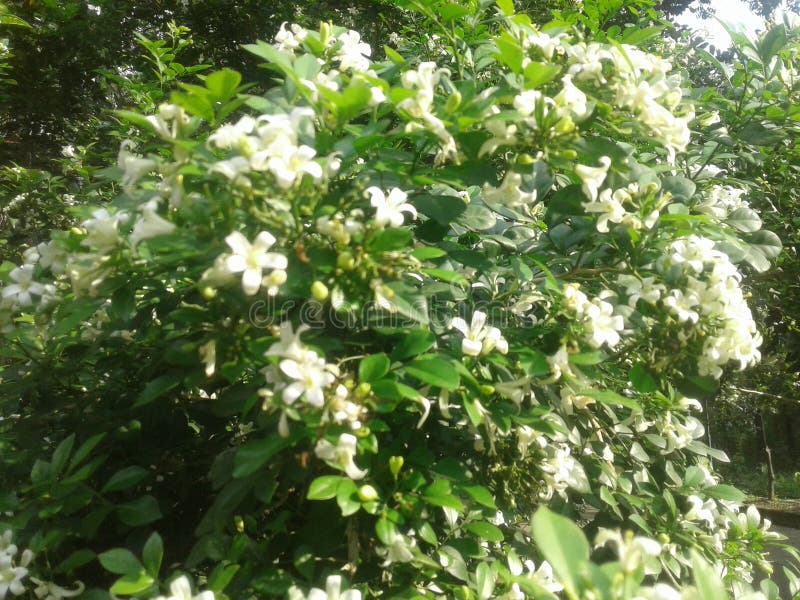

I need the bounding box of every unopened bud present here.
[311,281,329,301]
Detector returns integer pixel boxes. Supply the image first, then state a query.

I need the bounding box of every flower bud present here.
[389,455,404,479]
[311,281,329,301]
[337,252,355,270]
[358,484,379,502]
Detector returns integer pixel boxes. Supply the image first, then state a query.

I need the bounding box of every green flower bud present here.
[389,455,404,480]
[311,281,329,301]
[337,252,355,270]
[358,484,379,502]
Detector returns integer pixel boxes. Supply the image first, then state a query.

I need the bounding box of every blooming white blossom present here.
[314,433,367,480]
[117,140,158,190]
[1,265,46,307]
[152,575,214,600]
[575,156,611,202]
[81,208,128,251]
[450,310,508,356]
[335,30,371,72]
[595,529,662,574]
[220,231,288,296]
[482,171,537,207]
[539,443,590,498]
[274,22,308,52]
[287,575,361,600]
[365,187,417,227]
[130,207,176,246]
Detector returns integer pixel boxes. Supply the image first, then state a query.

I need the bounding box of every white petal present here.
[242,269,262,295]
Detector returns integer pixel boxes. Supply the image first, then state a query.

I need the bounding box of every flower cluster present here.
[561,283,625,349]
[262,322,339,409]
[207,108,335,189]
[202,231,288,296]
[659,235,762,378]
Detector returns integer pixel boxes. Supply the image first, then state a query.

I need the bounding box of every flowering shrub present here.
[0,0,798,598]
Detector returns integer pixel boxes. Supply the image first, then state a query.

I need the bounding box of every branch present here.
[729,386,797,402]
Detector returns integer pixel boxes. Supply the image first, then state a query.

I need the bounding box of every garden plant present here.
[0,0,799,598]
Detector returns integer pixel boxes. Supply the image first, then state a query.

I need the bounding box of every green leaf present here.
[411,246,447,260]
[691,551,728,600]
[233,435,294,478]
[133,374,181,408]
[496,0,514,15]
[758,24,786,63]
[368,227,414,252]
[405,357,460,390]
[336,479,360,516]
[475,562,495,599]
[205,68,242,102]
[376,517,399,545]
[738,121,784,146]
[98,548,143,575]
[662,176,696,202]
[110,572,155,595]
[706,484,746,502]
[629,364,658,393]
[51,434,76,477]
[465,521,504,543]
[726,207,761,233]
[208,564,241,593]
[530,507,590,596]
[455,203,496,231]
[142,532,163,578]
[116,495,162,527]
[546,185,585,217]
[413,194,467,225]
[582,389,641,412]
[307,476,344,500]
[462,485,497,510]
[54,549,96,574]
[359,353,391,383]
[523,62,561,88]
[102,466,149,494]
[242,41,293,71]
[392,329,436,361]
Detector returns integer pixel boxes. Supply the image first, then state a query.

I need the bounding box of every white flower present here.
[82,208,128,251]
[366,187,417,227]
[60,145,76,159]
[2,265,45,307]
[117,140,158,190]
[130,207,176,246]
[274,22,307,52]
[279,351,336,407]
[209,156,251,182]
[583,298,624,348]
[29,578,84,600]
[288,575,361,600]
[0,546,31,599]
[554,75,589,119]
[513,89,544,117]
[594,529,662,574]
[199,340,216,377]
[152,575,214,600]
[263,144,323,189]
[482,171,537,207]
[450,311,508,356]
[336,30,371,72]
[377,530,416,566]
[575,156,611,202]
[314,433,367,480]
[222,231,288,296]
[583,188,628,232]
[207,116,257,151]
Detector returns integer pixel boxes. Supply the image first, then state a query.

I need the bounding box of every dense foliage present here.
[1,0,799,599]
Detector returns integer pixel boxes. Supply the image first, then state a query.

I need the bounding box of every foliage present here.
[0,0,799,599]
